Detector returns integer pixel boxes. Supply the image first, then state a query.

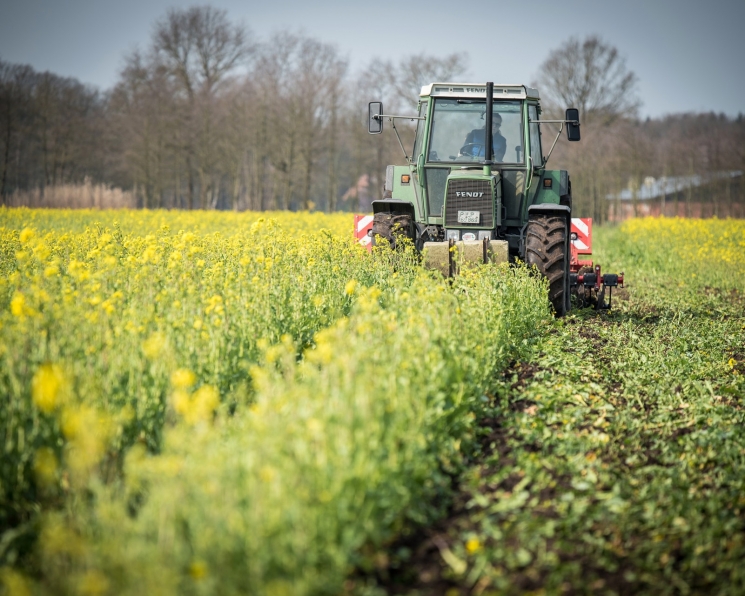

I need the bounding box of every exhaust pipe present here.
[484,82,493,176]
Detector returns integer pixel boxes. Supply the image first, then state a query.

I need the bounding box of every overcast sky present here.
[1,0,743,118]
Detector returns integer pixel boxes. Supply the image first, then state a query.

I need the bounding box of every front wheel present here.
[371,212,413,249]
[525,214,570,316]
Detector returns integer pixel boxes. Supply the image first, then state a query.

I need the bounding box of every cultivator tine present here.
[570,262,624,311]
[596,284,607,310]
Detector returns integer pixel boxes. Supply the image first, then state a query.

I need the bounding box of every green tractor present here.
[367,82,592,315]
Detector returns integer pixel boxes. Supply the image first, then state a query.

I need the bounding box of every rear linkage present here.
[569,218,624,310]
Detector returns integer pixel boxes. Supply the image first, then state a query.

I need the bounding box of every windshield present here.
[427,99,524,164]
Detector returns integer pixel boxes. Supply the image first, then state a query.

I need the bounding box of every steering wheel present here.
[457,143,484,158]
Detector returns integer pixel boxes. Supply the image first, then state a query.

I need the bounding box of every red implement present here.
[570,217,594,272]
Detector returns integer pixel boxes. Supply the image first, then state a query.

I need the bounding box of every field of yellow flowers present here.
[2,210,744,595]
[0,207,551,595]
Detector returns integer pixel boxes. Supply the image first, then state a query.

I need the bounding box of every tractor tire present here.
[371,212,413,249]
[526,214,570,316]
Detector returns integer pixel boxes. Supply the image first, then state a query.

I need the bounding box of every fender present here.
[527,204,570,215]
[371,200,416,217]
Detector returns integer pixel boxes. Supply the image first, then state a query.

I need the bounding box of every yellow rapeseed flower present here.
[345,279,357,295]
[19,227,34,244]
[40,514,85,559]
[0,567,32,596]
[61,406,113,482]
[191,385,220,422]
[172,385,219,425]
[31,364,65,413]
[465,537,481,554]
[171,389,190,415]
[171,368,197,389]
[77,570,109,596]
[259,465,276,482]
[10,293,26,317]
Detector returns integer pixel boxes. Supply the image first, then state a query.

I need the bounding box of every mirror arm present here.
[375,115,425,121]
[530,119,578,124]
[390,118,410,162]
[373,114,425,162]
[542,121,564,167]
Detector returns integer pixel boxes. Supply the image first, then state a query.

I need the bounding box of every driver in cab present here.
[462,113,506,162]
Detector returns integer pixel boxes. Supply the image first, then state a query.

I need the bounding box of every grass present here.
[373,220,745,595]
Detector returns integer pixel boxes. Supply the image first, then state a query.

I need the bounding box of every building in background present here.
[607,171,743,221]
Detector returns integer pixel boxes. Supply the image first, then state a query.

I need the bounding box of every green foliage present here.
[0,209,551,594]
[429,220,745,595]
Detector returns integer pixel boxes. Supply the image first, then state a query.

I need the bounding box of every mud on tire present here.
[371,212,413,249]
[526,214,569,316]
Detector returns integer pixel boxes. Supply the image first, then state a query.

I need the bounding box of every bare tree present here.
[390,52,469,110]
[151,6,251,208]
[109,51,179,208]
[534,35,639,124]
[294,38,347,210]
[153,6,250,100]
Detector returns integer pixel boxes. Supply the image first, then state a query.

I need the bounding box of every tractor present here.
[362,82,623,315]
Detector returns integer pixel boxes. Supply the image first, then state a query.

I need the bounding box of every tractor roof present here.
[420,83,540,100]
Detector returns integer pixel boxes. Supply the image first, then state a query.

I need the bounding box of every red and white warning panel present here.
[570,218,593,272]
[354,215,373,252]
[571,218,592,253]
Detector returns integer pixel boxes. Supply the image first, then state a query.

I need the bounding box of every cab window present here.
[428,99,524,164]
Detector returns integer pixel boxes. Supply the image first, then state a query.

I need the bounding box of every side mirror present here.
[368,102,383,134]
[566,108,580,141]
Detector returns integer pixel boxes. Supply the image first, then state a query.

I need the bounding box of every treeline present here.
[0,6,463,212]
[0,62,106,197]
[1,11,744,217]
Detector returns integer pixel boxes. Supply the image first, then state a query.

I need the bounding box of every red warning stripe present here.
[571,218,592,254]
[354,215,373,252]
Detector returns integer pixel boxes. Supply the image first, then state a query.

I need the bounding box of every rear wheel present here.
[371,212,413,249]
[526,214,570,316]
